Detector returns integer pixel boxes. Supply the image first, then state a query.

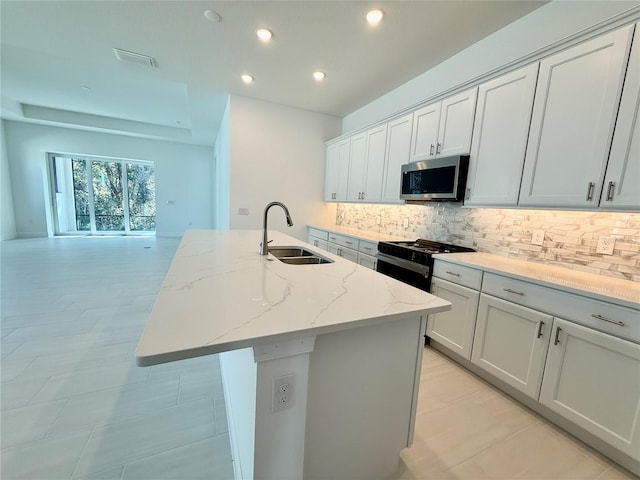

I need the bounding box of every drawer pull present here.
[363,247,371,251]
[554,326,562,346]
[445,271,460,277]
[537,321,545,339]
[503,288,524,296]
[592,314,625,327]
[346,241,353,245]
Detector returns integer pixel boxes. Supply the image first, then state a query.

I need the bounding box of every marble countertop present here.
[135,230,450,366]
[308,224,407,243]
[434,252,640,309]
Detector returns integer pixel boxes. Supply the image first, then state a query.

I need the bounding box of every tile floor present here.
[1,236,637,480]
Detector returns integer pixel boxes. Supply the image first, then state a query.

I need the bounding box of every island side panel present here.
[304,313,426,479]
[219,348,257,480]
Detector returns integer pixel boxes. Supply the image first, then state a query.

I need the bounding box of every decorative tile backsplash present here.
[336,203,640,282]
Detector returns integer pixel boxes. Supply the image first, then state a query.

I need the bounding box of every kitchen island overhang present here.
[135,229,451,479]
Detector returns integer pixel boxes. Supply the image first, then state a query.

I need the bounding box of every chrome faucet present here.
[260,202,294,255]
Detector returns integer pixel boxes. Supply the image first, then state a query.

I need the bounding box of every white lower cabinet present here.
[427,278,479,360]
[357,252,377,270]
[540,318,640,460]
[471,294,552,399]
[309,227,378,269]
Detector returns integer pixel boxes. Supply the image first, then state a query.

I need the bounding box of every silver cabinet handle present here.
[554,326,562,346]
[445,271,460,277]
[345,241,353,245]
[436,142,441,154]
[537,321,545,339]
[586,182,595,201]
[465,187,471,200]
[430,144,434,156]
[592,314,624,327]
[363,246,372,251]
[606,181,615,201]
[503,288,524,296]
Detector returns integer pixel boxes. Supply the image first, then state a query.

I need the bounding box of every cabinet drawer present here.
[327,232,359,250]
[358,240,378,256]
[308,228,328,241]
[482,273,640,344]
[433,260,483,290]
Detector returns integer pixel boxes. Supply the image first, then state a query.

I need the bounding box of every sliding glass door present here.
[50,154,156,235]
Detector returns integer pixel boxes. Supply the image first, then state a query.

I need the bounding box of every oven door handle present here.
[376,253,430,276]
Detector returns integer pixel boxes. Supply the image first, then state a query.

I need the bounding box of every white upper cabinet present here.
[346,132,367,202]
[409,102,441,161]
[465,64,539,206]
[347,125,388,203]
[381,114,413,204]
[600,23,640,210]
[362,124,388,202]
[410,87,478,162]
[437,88,479,157]
[325,137,351,202]
[519,25,634,208]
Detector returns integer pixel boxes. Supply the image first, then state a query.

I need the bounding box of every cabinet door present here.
[437,87,478,157]
[362,124,388,202]
[357,252,377,270]
[519,26,634,208]
[600,24,640,210]
[339,246,358,263]
[466,64,538,206]
[381,114,413,204]
[347,132,367,202]
[325,138,351,202]
[409,102,440,162]
[308,236,328,251]
[540,318,640,460]
[427,278,480,360]
[471,294,552,399]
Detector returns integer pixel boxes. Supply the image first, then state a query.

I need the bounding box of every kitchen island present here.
[136,229,450,480]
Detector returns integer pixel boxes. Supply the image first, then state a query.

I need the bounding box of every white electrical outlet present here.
[531,229,545,246]
[272,374,296,413]
[403,218,409,228]
[238,208,249,216]
[596,236,616,255]
[376,215,381,226]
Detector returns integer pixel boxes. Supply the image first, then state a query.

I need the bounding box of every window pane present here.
[92,160,124,231]
[127,163,156,231]
[71,159,90,231]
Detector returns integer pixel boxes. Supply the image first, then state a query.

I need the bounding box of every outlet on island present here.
[272,374,296,413]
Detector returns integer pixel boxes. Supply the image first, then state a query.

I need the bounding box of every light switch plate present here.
[596,236,615,255]
[403,218,409,228]
[531,229,545,246]
[376,215,381,226]
[238,208,249,215]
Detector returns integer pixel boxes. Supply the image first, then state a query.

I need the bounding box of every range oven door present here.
[375,253,431,291]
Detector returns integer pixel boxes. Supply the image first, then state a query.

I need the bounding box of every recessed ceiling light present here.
[313,71,326,81]
[204,10,221,22]
[366,9,384,26]
[256,28,272,42]
[241,74,254,84]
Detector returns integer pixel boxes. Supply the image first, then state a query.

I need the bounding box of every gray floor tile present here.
[1,399,68,447]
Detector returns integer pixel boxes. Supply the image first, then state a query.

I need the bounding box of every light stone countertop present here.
[135,229,450,366]
[308,224,407,243]
[434,252,640,309]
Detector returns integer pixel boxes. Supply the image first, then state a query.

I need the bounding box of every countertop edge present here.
[433,252,640,310]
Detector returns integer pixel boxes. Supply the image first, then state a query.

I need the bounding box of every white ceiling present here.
[0,1,548,146]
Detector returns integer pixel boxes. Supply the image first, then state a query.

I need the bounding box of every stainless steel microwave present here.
[400,155,470,201]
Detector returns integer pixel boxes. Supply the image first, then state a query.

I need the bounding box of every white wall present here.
[226,95,341,242]
[214,98,231,230]
[343,1,639,132]
[3,121,213,238]
[1,121,17,240]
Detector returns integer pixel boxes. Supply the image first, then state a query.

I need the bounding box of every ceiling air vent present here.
[113,48,157,68]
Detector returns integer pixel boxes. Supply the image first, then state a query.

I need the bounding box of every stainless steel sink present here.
[279,256,332,265]
[268,246,333,265]
[268,246,315,258]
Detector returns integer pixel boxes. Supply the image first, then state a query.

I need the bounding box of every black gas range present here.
[376,239,474,292]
